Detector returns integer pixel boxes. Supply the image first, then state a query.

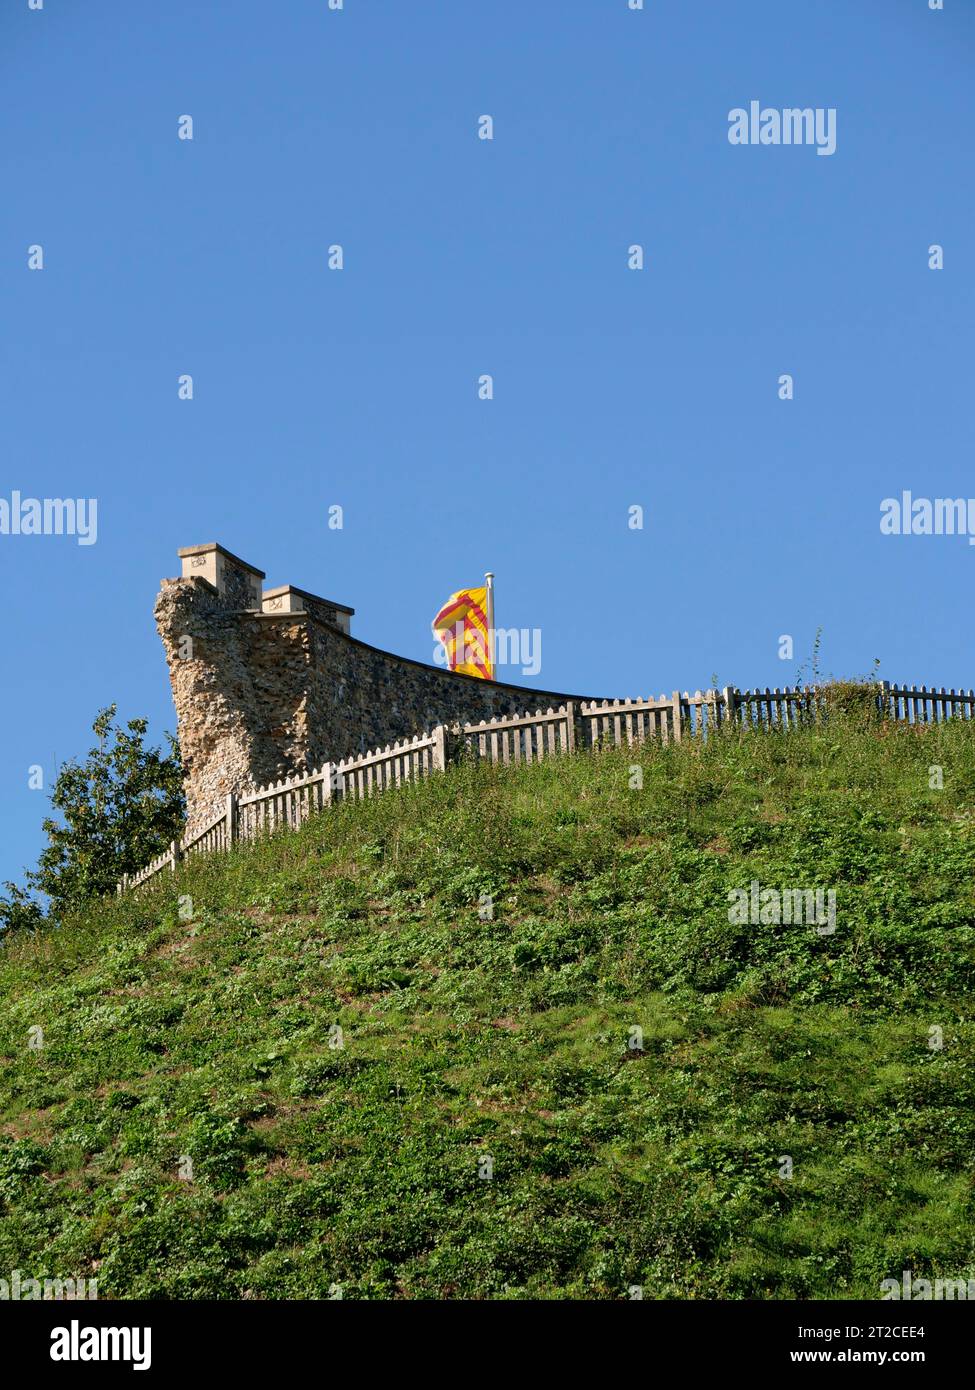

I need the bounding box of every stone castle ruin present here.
[157,542,599,831]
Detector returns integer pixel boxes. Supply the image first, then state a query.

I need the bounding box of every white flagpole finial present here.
[484,573,495,678]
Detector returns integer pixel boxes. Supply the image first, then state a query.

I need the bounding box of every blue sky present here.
[1,0,972,887]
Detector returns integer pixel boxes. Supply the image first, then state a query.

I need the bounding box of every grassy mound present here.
[2,712,975,1299]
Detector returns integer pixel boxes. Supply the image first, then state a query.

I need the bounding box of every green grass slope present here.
[2,713,975,1300]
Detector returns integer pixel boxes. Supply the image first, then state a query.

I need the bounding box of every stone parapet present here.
[157,543,603,831]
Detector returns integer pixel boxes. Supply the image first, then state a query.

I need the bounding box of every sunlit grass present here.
[1,712,974,1298]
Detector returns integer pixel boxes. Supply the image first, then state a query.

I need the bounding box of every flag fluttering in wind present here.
[432,585,494,679]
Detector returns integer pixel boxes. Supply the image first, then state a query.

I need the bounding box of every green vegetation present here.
[2,708,974,1299]
[0,706,184,932]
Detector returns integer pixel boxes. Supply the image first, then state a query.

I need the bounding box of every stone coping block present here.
[261,584,354,615]
[178,542,264,608]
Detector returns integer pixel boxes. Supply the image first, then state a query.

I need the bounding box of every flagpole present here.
[484,572,495,679]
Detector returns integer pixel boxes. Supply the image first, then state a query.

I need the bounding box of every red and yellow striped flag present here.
[432,586,493,679]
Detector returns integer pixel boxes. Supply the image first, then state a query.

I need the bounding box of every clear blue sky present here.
[1,0,972,888]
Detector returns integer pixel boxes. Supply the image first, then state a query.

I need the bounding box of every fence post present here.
[169,840,179,874]
[671,691,683,742]
[563,701,577,754]
[878,679,891,720]
[722,686,738,729]
[226,793,238,848]
[432,724,448,771]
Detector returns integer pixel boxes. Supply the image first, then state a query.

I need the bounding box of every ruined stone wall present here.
[156,553,604,831]
[300,617,598,770]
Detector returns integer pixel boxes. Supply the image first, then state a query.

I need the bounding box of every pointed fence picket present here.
[118,680,975,894]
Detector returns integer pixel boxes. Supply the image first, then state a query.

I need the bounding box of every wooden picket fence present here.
[118,680,975,895]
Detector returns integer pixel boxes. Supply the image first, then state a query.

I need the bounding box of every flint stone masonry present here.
[156,542,604,831]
